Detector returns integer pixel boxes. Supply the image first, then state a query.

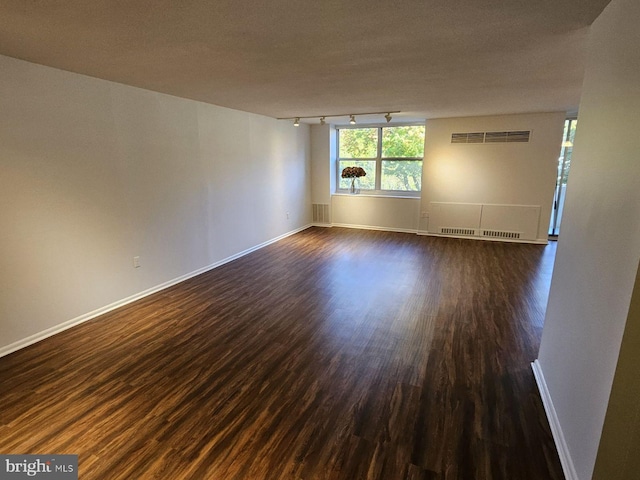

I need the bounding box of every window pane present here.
[381,160,422,191]
[339,160,376,190]
[339,128,378,158]
[561,119,577,185]
[381,126,425,158]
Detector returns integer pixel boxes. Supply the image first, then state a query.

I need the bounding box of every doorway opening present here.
[549,118,577,238]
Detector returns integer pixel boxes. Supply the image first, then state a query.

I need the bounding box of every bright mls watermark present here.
[0,455,77,479]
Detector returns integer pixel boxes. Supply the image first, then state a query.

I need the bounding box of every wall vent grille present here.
[440,227,476,236]
[451,130,531,144]
[312,204,330,224]
[481,230,521,239]
[451,132,485,144]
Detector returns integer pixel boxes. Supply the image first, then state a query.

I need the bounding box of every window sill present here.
[332,192,421,200]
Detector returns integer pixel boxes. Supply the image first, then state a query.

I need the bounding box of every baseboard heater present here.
[429,202,540,242]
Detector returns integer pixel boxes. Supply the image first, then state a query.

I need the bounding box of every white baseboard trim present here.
[417,231,548,245]
[330,223,418,235]
[0,224,313,359]
[531,359,577,480]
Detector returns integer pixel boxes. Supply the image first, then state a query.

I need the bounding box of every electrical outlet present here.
[421,211,429,218]
[133,256,141,268]
[286,212,290,219]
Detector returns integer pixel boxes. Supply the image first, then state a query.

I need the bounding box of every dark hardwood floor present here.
[0,227,563,479]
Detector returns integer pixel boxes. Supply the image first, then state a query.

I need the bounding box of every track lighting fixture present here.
[278,111,400,126]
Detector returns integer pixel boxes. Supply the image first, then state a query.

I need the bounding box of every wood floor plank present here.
[0,227,563,479]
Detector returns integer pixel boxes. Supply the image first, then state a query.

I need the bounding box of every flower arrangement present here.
[341,166,367,178]
[341,166,366,193]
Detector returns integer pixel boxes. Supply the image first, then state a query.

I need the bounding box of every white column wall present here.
[537,0,640,478]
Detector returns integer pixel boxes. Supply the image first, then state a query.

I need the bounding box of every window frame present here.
[336,122,425,197]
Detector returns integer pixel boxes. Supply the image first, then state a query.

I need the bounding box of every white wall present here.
[331,195,420,232]
[0,55,311,354]
[537,0,640,478]
[310,124,333,206]
[420,113,565,240]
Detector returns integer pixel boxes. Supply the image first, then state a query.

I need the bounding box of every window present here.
[337,124,425,195]
[549,118,577,236]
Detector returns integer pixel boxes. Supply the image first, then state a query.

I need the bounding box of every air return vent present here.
[451,130,531,144]
[451,132,485,144]
[485,130,530,143]
[312,204,330,224]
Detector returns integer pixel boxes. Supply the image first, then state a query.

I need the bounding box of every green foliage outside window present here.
[382,126,425,157]
[381,160,422,191]
[339,128,378,158]
[559,119,577,185]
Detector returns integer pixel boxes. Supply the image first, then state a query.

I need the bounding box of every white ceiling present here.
[0,0,611,124]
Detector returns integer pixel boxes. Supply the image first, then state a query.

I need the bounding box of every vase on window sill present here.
[349,177,360,194]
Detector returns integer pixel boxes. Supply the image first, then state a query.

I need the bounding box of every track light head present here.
[320,117,326,126]
[349,114,356,125]
[385,113,392,123]
[293,117,300,127]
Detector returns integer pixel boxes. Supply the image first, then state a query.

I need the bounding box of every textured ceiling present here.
[0,0,611,123]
